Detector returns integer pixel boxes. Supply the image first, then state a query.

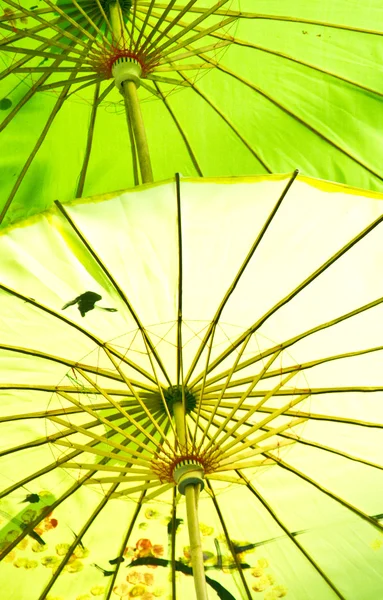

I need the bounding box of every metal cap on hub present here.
[112,57,142,90]
[173,460,205,495]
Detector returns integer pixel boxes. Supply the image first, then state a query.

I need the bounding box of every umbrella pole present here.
[173,401,209,600]
[109,1,154,183]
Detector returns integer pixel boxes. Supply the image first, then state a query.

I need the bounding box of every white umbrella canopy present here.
[0,173,383,600]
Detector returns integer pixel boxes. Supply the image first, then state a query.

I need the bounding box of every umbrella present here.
[0,172,383,600]
[1,0,383,228]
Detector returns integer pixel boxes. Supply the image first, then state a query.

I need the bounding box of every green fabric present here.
[1,0,383,228]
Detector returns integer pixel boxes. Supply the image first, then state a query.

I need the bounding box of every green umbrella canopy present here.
[1,0,383,227]
[0,174,383,600]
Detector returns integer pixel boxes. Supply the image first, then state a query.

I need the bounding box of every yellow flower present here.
[5,530,19,542]
[153,588,165,598]
[74,545,90,559]
[32,541,47,553]
[41,555,61,568]
[127,571,143,584]
[21,509,37,523]
[90,586,105,596]
[64,559,84,573]
[252,566,264,577]
[370,539,383,550]
[272,585,288,598]
[252,575,271,592]
[24,560,38,570]
[3,550,16,563]
[257,558,269,569]
[113,583,129,598]
[13,558,28,568]
[145,509,161,520]
[56,543,71,556]
[199,523,214,536]
[139,522,149,531]
[16,539,29,551]
[130,585,147,597]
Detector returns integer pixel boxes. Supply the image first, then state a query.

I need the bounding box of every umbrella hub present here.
[112,56,142,90]
[164,384,197,415]
[173,460,205,495]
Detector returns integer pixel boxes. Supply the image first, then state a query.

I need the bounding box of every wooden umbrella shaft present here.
[109,1,153,183]
[173,401,209,600]
[122,80,153,183]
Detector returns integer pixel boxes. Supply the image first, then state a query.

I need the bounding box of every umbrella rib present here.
[3,0,97,52]
[0,411,163,502]
[238,471,347,600]
[97,79,115,103]
[0,410,124,457]
[134,9,272,173]
[209,60,383,182]
[198,347,281,453]
[185,170,298,387]
[149,15,237,61]
[37,483,120,600]
[143,0,201,53]
[156,39,231,63]
[133,0,156,51]
[0,19,96,59]
[265,452,383,535]
[276,429,383,473]
[209,32,383,99]
[192,212,383,383]
[193,331,253,450]
[205,480,253,600]
[204,387,383,400]
[102,348,169,437]
[56,388,164,461]
[77,362,174,456]
[189,410,284,470]
[198,296,383,390]
[146,0,233,57]
[54,200,172,386]
[104,490,148,600]
[0,17,62,47]
[139,6,383,176]
[49,413,154,465]
[217,390,309,458]
[0,343,127,384]
[138,0,180,53]
[202,399,383,430]
[0,7,53,21]
[76,81,100,197]
[0,39,95,226]
[94,0,113,37]
[0,11,99,81]
[66,0,112,49]
[178,70,272,173]
[41,0,108,51]
[176,173,183,386]
[38,415,168,599]
[153,82,203,175]
[129,0,138,49]
[37,73,103,91]
[202,346,383,394]
[136,5,383,36]
[0,472,94,561]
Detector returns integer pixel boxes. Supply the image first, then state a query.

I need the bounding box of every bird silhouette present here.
[62,291,117,317]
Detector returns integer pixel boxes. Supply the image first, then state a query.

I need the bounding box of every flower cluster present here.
[124,538,164,562]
